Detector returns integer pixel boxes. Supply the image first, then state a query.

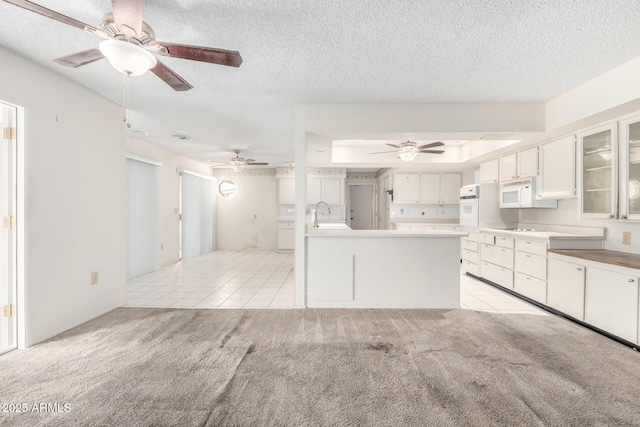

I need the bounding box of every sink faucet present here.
[313,201,331,228]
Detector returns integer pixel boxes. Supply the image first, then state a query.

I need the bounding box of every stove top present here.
[508,228,544,232]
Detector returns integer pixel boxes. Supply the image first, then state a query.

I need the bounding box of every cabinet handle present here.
[577,268,582,271]
[526,276,530,280]
[501,249,505,252]
[609,214,614,218]
[629,279,635,283]
[526,241,531,244]
[526,254,531,258]
[622,215,628,220]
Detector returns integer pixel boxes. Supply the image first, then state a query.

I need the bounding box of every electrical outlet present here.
[623,232,632,245]
[160,243,164,250]
[90,271,99,285]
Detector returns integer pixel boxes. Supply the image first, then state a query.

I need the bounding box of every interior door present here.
[348,184,374,230]
[0,102,17,355]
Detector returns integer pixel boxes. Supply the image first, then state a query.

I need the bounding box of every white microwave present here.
[500,178,557,209]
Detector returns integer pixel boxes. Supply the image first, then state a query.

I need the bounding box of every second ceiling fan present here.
[370,141,445,161]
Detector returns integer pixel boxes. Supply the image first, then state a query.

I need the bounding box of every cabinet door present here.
[577,123,617,219]
[441,174,461,204]
[585,267,638,343]
[278,179,295,204]
[322,178,342,204]
[517,147,538,178]
[547,258,585,320]
[538,136,576,199]
[278,228,294,250]
[394,173,420,203]
[620,114,640,220]
[499,154,517,182]
[419,174,441,204]
[480,159,499,183]
[307,178,322,204]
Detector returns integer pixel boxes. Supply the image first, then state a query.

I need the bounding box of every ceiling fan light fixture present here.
[98,39,157,76]
[398,151,418,162]
[231,157,246,173]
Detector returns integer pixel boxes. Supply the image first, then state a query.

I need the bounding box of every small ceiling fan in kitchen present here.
[209,150,268,173]
[369,141,445,162]
[3,0,243,91]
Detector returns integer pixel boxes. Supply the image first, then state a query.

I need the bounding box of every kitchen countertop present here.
[549,249,640,270]
[390,219,460,224]
[306,229,468,238]
[481,228,604,241]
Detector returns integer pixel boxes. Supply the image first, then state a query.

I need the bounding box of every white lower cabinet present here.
[514,272,546,304]
[514,251,547,280]
[585,267,638,343]
[462,260,479,276]
[481,261,513,289]
[547,257,585,320]
[277,222,294,252]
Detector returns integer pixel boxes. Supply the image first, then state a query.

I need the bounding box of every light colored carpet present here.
[1,308,640,426]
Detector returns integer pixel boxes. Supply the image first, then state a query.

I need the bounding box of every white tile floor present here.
[126,250,295,309]
[126,250,547,316]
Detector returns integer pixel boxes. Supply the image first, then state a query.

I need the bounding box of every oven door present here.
[459,199,479,228]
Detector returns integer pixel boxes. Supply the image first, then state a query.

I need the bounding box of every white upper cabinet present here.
[538,136,576,199]
[394,173,420,203]
[500,148,538,183]
[577,122,617,219]
[619,113,640,220]
[419,174,441,204]
[499,154,517,182]
[394,173,460,204]
[480,159,499,183]
[441,174,461,204]
[516,147,539,179]
[322,178,342,205]
[307,178,323,204]
[278,178,295,204]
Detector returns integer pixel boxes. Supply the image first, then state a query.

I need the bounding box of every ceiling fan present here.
[3,0,243,91]
[210,150,269,173]
[370,141,445,161]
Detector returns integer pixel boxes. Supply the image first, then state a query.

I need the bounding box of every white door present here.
[348,184,374,230]
[0,101,17,355]
[180,172,217,260]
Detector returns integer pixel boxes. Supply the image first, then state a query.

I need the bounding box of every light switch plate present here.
[91,271,99,285]
[622,232,631,245]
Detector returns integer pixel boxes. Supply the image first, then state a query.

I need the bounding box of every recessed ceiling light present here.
[173,133,191,140]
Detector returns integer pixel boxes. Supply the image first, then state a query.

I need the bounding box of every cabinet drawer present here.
[462,260,479,276]
[515,239,547,256]
[278,222,294,229]
[481,261,513,289]
[479,233,495,245]
[466,231,479,242]
[461,239,478,252]
[514,272,546,304]
[515,251,547,280]
[496,235,515,249]
[481,244,513,269]
[462,248,478,263]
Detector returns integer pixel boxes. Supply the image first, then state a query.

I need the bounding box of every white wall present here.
[0,46,126,347]
[518,198,605,228]
[126,137,213,267]
[214,169,278,250]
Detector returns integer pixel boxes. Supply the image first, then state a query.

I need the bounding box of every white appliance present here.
[499,178,557,209]
[459,184,479,228]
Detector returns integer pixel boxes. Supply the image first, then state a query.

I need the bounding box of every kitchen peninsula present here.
[306,227,467,308]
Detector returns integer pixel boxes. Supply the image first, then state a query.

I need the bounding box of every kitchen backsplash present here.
[280,204,346,222]
[605,220,640,255]
[390,204,459,220]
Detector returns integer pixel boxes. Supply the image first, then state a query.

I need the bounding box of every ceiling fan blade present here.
[385,143,399,148]
[419,150,445,154]
[111,0,144,37]
[4,0,99,31]
[150,60,193,91]
[418,141,444,149]
[53,48,104,68]
[369,150,398,155]
[152,42,243,67]
[246,162,269,165]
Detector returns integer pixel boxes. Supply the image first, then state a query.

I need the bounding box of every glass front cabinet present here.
[620,114,640,220]
[577,123,617,219]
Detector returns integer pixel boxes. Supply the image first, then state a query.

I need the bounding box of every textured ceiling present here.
[2,0,640,166]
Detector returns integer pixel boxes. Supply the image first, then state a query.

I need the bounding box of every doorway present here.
[0,101,17,355]
[347,184,375,230]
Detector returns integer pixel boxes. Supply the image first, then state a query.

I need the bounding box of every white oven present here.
[459,185,479,228]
